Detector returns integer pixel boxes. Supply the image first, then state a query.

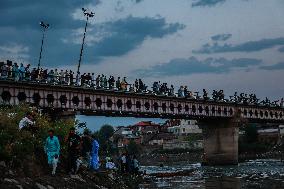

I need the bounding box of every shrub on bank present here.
[0,105,76,169]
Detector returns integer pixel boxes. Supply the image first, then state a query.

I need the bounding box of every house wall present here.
[163,140,203,150]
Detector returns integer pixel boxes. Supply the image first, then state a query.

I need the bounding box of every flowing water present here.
[139,159,284,189]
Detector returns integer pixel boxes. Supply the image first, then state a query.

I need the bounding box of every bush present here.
[0,105,76,168]
[91,124,115,155]
[239,142,270,153]
[127,140,142,155]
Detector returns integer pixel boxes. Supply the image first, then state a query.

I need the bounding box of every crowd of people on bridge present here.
[1,60,283,108]
[18,112,140,176]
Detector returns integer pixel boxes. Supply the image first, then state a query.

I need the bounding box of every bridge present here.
[1,79,284,165]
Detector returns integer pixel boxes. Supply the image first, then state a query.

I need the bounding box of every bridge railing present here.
[0,69,283,110]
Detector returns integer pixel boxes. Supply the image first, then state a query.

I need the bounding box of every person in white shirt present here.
[75,156,83,174]
[54,69,59,83]
[91,73,95,87]
[19,112,35,130]
[106,159,116,170]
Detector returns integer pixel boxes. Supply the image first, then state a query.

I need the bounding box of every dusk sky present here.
[1,0,284,101]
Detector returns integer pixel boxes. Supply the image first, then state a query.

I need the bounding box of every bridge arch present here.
[85,97,92,107]
[192,105,196,113]
[59,95,67,105]
[162,103,167,112]
[106,99,113,108]
[145,102,150,110]
[47,94,55,105]
[33,93,41,105]
[136,101,141,109]
[153,102,159,111]
[170,103,174,112]
[211,106,215,114]
[177,104,182,112]
[17,92,27,102]
[72,96,80,106]
[126,100,132,109]
[185,105,189,112]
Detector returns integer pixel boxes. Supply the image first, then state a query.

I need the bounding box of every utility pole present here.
[38,21,49,70]
[77,8,95,76]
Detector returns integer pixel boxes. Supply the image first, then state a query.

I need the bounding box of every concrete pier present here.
[201,118,239,165]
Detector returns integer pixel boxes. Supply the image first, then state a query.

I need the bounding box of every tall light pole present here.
[38,21,49,70]
[77,8,95,76]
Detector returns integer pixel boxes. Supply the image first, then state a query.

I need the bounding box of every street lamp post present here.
[76,8,95,76]
[38,21,49,70]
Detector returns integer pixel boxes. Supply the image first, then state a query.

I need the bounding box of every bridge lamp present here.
[76,8,95,76]
[37,21,49,70]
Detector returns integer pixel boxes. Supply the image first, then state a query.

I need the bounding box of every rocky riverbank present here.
[0,162,143,189]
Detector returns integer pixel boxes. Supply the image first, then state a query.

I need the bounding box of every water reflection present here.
[139,159,284,189]
[205,177,240,189]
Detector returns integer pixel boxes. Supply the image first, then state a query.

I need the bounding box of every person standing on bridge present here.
[65,127,81,175]
[44,129,60,176]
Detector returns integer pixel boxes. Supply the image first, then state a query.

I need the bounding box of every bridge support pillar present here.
[201,119,239,165]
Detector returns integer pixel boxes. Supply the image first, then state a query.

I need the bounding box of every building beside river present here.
[167,119,202,135]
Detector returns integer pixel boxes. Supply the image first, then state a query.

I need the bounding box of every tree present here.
[99,124,114,141]
[127,140,141,155]
[95,124,115,155]
[243,123,258,143]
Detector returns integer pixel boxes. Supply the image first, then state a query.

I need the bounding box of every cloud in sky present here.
[0,44,30,64]
[192,0,226,7]
[134,0,143,3]
[136,56,262,77]
[85,16,185,57]
[259,62,284,71]
[193,37,284,54]
[211,34,232,41]
[0,0,284,99]
[278,46,284,53]
[0,0,185,66]
[0,1,98,29]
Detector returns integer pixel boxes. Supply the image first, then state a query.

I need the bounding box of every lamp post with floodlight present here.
[38,21,49,70]
[76,8,95,76]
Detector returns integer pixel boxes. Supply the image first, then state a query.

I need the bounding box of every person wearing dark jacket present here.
[81,130,92,166]
[65,127,81,174]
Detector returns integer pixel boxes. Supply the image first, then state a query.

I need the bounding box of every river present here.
[139,159,284,189]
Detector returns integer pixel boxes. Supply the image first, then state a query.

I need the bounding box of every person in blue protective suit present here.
[44,129,60,176]
[90,137,100,171]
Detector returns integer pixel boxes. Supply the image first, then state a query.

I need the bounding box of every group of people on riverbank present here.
[18,113,100,176]
[119,153,140,175]
[18,112,139,176]
[44,128,100,176]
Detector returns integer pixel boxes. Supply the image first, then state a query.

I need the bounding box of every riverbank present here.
[139,149,203,166]
[0,162,143,189]
[139,147,283,166]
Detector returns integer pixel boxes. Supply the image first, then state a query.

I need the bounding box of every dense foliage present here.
[92,124,115,155]
[243,124,258,143]
[0,105,76,167]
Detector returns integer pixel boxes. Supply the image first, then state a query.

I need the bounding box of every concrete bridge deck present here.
[0,80,283,123]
